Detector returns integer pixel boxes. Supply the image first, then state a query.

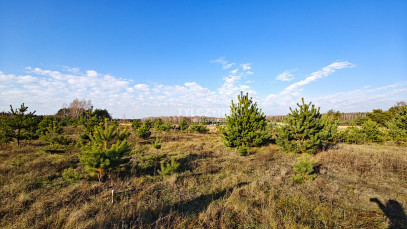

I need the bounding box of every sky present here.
[0,0,406,118]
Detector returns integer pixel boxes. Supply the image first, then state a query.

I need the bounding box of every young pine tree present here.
[7,103,37,147]
[137,123,151,139]
[178,119,188,131]
[222,91,270,148]
[79,119,131,182]
[276,98,327,154]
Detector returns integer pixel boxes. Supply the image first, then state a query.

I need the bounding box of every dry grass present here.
[0,127,406,228]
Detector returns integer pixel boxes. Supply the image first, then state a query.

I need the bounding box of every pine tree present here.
[7,103,37,147]
[137,123,151,139]
[0,115,13,144]
[132,119,142,131]
[222,91,270,148]
[154,118,164,130]
[276,98,327,154]
[178,119,188,131]
[79,119,131,182]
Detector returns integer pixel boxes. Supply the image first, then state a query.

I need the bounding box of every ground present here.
[0,127,406,228]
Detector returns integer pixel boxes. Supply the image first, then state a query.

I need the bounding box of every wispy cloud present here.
[281,61,354,96]
[276,70,295,81]
[210,57,236,69]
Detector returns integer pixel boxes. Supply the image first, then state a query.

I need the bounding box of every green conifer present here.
[276,98,327,154]
[79,119,131,182]
[222,91,270,148]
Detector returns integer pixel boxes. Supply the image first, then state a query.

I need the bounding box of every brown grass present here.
[0,127,406,228]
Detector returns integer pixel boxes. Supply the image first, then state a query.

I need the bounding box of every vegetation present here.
[137,123,152,139]
[5,103,38,147]
[178,119,188,131]
[291,155,317,184]
[276,98,329,154]
[157,157,180,178]
[222,91,270,148]
[79,119,131,182]
[1,97,407,228]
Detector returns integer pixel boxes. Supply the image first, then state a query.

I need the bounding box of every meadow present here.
[1,125,406,228]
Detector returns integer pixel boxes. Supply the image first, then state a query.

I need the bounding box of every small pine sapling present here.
[158,157,180,178]
[292,155,317,184]
[79,119,131,182]
[152,137,162,150]
[137,123,151,139]
[178,119,188,132]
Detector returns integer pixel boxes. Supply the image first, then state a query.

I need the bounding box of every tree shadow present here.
[370,198,407,229]
[172,181,249,216]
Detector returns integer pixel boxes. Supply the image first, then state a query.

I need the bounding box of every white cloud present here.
[86,70,98,77]
[230,69,239,74]
[276,70,295,81]
[281,61,354,96]
[1,60,405,118]
[210,57,236,69]
[241,63,251,71]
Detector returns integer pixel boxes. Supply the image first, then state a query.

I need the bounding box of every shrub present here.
[152,137,162,149]
[79,119,131,182]
[0,115,13,144]
[158,157,179,178]
[154,118,163,130]
[222,91,270,148]
[237,146,249,156]
[276,98,327,154]
[161,122,173,131]
[62,167,82,184]
[360,119,384,143]
[40,121,72,146]
[292,155,317,184]
[338,126,364,144]
[132,119,142,130]
[5,103,38,147]
[188,123,209,133]
[137,123,151,139]
[385,105,407,142]
[178,119,188,131]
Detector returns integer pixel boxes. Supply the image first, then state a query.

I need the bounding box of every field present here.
[1,126,406,228]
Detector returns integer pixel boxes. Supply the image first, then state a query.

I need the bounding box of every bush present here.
[292,155,317,184]
[237,146,249,156]
[178,119,188,131]
[152,137,162,149]
[132,119,142,130]
[154,118,163,130]
[137,123,151,139]
[188,123,209,134]
[158,157,179,178]
[222,91,270,148]
[385,105,407,142]
[338,126,364,144]
[161,122,173,131]
[276,98,328,154]
[62,167,82,184]
[360,119,384,143]
[79,119,131,182]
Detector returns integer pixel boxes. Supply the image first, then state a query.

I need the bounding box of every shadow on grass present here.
[172,182,249,216]
[370,198,407,229]
[113,182,250,228]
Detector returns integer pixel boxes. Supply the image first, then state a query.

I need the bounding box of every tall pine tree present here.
[222,91,270,148]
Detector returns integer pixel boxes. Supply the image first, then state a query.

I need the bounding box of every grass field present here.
[1,126,406,228]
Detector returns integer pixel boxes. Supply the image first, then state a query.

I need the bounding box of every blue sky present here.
[0,0,406,118]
